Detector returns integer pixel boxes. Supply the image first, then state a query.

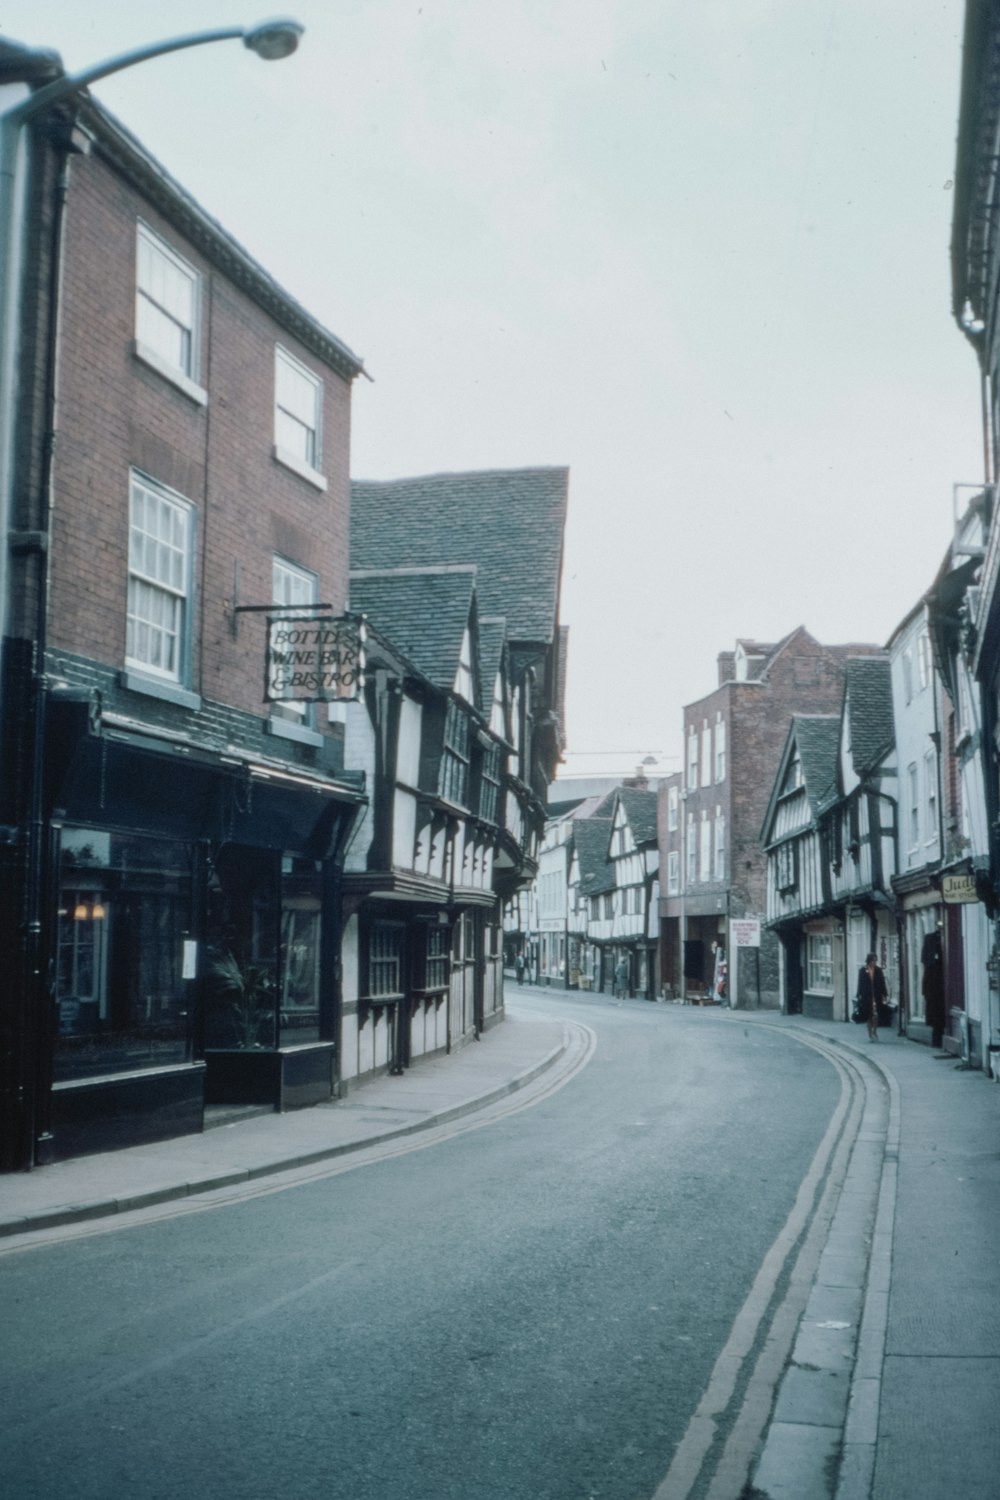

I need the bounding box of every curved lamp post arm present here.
[5,18,304,127]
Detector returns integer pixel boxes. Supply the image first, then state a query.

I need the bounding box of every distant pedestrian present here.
[614,957,629,999]
[921,930,946,1049]
[856,952,888,1041]
[515,954,525,986]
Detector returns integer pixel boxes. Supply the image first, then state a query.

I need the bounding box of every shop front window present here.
[55,828,193,1079]
[206,848,327,1048]
[280,860,322,1044]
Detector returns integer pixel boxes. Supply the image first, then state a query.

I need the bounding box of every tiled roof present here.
[351,468,568,644]
[349,566,475,693]
[616,787,659,846]
[573,816,613,894]
[792,715,840,812]
[476,616,507,716]
[845,656,894,775]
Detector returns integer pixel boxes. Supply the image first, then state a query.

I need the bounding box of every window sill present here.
[266,715,324,748]
[121,669,201,711]
[133,339,208,407]
[273,444,328,492]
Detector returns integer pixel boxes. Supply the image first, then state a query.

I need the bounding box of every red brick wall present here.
[48,146,352,724]
[675,631,880,1005]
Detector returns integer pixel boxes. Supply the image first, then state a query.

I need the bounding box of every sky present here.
[1,1,984,780]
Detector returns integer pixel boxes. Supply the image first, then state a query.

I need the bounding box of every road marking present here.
[651,1030,869,1500]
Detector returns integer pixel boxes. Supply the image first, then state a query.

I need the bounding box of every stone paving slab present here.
[741,1013,1000,1500]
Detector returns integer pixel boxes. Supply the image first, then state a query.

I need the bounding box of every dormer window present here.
[781,753,803,794]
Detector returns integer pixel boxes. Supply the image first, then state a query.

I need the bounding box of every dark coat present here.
[856,964,887,1021]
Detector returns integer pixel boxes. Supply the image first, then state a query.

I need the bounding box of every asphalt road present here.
[1,993,843,1500]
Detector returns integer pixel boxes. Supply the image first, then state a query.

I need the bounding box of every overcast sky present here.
[2,1,984,778]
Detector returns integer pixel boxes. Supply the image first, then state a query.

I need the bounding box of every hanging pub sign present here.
[265,612,366,703]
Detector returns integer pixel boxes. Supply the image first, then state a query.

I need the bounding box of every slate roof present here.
[477,616,507,717]
[351,468,568,644]
[349,566,475,694]
[573,816,614,896]
[616,787,659,847]
[791,715,840,813]
[844,656,894,776]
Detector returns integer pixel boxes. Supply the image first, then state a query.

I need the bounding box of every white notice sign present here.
[731,919,761,949]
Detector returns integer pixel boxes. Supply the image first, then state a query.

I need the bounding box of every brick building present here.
[659,628,883,1008]
[0,61,367,1166]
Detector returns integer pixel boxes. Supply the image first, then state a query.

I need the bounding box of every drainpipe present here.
[16,125,76,1168]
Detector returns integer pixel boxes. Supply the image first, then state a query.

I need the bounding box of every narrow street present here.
[1,993,852,1500]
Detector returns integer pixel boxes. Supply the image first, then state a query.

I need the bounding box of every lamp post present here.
[0,19,302,1171]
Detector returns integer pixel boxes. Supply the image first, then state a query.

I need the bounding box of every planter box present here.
[205,1043,335,1111]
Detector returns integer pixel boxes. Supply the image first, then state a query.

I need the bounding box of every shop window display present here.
[206,846,324,1049]
[55,828,193,1079]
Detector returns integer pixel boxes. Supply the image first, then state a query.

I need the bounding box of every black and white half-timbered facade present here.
[763,658,898,1022]
[341,567,507,1080]
[582,787,660,998]
[344,469,568,1082]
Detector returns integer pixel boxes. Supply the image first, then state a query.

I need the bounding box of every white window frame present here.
[134,221,206,403]
[807,932,833,992]
[274,346,326,490]
[776,840,796,892]
[667,785,679,831]
[126,471,193,685]
[917,630,932,691]
[686,813,697,885]
[667,850,679,895]
[715,716,726,783]
[699,811,711,883]
[714,810,725,880]
[701,721,712,788]
[923,747,938,845]
[907,762,920,851]
[687,727,698,790]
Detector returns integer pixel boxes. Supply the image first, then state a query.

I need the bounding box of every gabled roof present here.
[573,816,614,895]
[615,787,659,847]
[349,566,476,695]
[844,656,894,776]
[795,716,842,811]
[761,714,840,843]
[351,468,568,644]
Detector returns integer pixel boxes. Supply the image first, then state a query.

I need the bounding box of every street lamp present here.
[0,19,303,1171]
[4,19,303,127]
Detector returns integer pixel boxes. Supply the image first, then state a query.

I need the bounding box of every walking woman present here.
[856,951,888,1041]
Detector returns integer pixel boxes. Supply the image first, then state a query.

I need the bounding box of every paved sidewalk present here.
[747,1014,1000,1500]
[0,1010,570,1239]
